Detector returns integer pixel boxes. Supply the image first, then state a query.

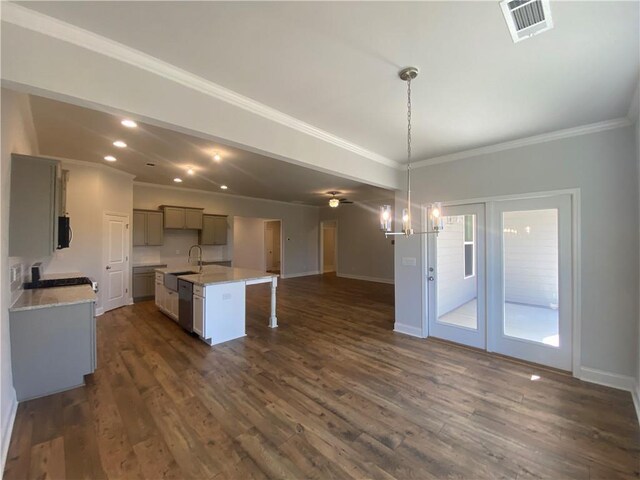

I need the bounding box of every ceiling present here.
[29,94,390,206]
[15,1,640,163]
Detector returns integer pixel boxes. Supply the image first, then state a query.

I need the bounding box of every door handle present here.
[106,266,111,270]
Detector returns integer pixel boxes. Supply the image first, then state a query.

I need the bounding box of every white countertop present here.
[156,264,277,286]
[11,272,96,312]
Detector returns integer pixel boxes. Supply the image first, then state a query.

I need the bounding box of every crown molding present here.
[133,181,320,209]
[1,2,398,169]
[409,117,633,169]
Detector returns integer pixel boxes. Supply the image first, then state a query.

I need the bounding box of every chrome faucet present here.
[188,245,203,273]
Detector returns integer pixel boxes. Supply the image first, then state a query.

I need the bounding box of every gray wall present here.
[134,183,320,277]
[1,89,40,469]
[319,194,395,283]
[395,126,639,378]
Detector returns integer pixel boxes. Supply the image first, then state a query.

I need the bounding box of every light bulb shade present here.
[379,205,392,232]
[402,208,411,233]
[430,202,444,232]
[329,198,340,208]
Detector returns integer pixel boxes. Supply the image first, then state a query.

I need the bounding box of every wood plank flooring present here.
[4,274,639,479]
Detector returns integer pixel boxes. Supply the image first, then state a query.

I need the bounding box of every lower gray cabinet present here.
[10,301,96,401]
[133,265,166,301]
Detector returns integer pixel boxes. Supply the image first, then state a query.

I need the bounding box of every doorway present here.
[102,212,129,312]
[264,220,282,274]
[426,193,574,371]
[320,221,337,274]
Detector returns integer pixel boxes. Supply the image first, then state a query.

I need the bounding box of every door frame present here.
[319,220,338,274]
[102,211,131,315]
[421,188,581,376]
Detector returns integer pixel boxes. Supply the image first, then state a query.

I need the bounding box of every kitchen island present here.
[155,264,278,345]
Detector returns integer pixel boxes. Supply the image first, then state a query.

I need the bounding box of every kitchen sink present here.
[163,271,198,292]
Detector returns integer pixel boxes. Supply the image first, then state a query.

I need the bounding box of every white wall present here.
[319,195,395,283]
[134,183,320,277]
[42,160,134,312]
[504,209,559,307]
[395,126,639,378]
[233,217,266,271]
[437,218,477,316]
[0,89,39,470]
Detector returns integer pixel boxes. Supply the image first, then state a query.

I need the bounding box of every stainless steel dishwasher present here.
[178,279,194,332]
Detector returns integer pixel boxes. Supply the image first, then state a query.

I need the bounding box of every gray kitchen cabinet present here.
[9,154,60,257]
[133,264,166,301]
[10,300,96,401]
[161,205,204,229]
[200,214,228,245]
[133,209,164,246]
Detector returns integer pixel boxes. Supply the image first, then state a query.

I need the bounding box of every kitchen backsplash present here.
[132,229,231,268]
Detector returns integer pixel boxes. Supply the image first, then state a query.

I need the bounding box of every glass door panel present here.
[428,204,485,349]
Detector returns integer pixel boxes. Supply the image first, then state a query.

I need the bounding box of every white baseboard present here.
[337,273,395,285]
[1,389,18,474]
[578,366,637,391]
[281,270,320,279]
[393,323,424,338]
[95,307,104,316]
[632,381,640,426]
[127,297,134,305]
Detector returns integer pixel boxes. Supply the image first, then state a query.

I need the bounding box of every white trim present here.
[578,367,637,391]
[280,270,320,279]
[1,392,18,474]
[337,273,394,284]
[410,118,632,169]
[632,382,640,425]
[1,2,397,169]
[95,307,105,316]
[134,181,320,209]
[394,323,424,338]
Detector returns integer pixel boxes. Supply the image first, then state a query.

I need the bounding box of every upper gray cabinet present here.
[9,154,60,258]
[161,206,203,229]
[200,215,228,245]
[133,209,164,246]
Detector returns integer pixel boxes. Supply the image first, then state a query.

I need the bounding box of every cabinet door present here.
[146,212,164,245]
[200,215,216,245]
[132,211,147,246]
[133,274,146,298]
[163,207,185,229]
[185,209,203,229]
[212,216,228,245]
[193,294,205,337]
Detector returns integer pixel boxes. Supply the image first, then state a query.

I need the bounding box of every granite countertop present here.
[133,262,168,268]
[156,264,277,286]
[10,271,96,312]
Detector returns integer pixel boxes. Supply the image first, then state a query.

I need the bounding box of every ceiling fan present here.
[327,191,353,208]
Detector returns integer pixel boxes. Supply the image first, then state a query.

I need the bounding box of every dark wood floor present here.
[4,274,639,479]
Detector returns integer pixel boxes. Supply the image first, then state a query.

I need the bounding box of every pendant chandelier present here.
[380,67,444,237]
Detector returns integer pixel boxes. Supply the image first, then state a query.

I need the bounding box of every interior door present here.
[428,204,486,349]
[488,194,572,370]
[265,227,274,269]
[103,213,128,312]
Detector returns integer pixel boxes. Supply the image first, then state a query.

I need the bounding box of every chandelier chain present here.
[407,77,412,167]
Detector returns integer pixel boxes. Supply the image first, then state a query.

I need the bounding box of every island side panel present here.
[204,281,246,345]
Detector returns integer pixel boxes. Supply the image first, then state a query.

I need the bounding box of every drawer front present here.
[194,284,204,297]
[155,272,164,283]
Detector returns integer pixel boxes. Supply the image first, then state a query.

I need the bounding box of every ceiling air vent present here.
[500,0,553,43]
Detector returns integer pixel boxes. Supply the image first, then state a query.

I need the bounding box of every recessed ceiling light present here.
[174,178,183,183]
[104,155,117,162]
[213,153,221,162]
[121,119,137,128]
[113,140,127,148]
[187,167,195,175]
[220,185,228,190]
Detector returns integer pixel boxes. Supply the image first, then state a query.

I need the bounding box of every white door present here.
[488,194,572,370]
[265,227,274,270]
[103,213,129,312]
[428,204,486,349]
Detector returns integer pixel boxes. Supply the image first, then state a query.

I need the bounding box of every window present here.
[464,215,475,278]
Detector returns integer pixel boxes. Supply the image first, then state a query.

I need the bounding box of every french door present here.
[427,204,486,349]
[488,194,572,371]
[427,194,573,371]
